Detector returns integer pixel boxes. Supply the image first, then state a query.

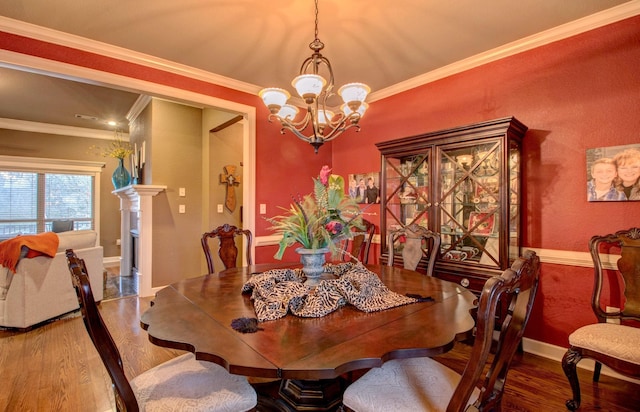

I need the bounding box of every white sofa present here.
[0,230,104,329]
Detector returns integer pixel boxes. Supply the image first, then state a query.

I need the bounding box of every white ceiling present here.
[0,0,636,134]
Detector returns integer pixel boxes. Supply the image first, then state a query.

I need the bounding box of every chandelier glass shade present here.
[258,0,370,153]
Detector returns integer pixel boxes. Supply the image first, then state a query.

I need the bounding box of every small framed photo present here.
[347,172,380,204]
[468,212,495,236]
[586,143,640,202]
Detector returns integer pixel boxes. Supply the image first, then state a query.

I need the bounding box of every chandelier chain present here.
[314,0,319,41]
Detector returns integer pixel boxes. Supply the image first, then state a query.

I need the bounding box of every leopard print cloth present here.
[241,262,418,322]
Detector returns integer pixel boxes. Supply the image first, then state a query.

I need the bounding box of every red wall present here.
[2,15,639,348]
[331,16,640,347]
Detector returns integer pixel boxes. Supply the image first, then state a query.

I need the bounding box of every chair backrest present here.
[447,249,540,412]
[201,224,253,274]
[589,227,640,324]
[52,220,74,233]
[65,249,139,412]
[343,219,376,264]
[387,223,440,274]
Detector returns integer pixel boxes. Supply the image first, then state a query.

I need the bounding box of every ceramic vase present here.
[112,157,131,189]
[296,247,330,287]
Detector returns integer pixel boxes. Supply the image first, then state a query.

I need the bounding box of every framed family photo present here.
[586,143,640,202]
[347,172,380,204]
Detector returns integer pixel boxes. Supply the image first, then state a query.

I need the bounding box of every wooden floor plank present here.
[1,296,638,411]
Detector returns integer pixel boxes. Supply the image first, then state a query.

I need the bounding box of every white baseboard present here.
[103,256,120,267]
[523,338,640,385]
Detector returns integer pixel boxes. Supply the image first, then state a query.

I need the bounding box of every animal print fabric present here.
[241,263,418,322]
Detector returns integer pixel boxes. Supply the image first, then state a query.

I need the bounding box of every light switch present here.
[179,204,186,213]
[260,204,266,214]
[179,187,186,197]
[217,204,224,213]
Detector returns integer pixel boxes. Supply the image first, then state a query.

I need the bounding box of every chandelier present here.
[258,0,370,153]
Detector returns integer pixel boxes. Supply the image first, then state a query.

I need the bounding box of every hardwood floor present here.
[0,296,638,411]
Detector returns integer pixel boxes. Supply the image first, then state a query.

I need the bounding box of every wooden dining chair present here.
[342,219,376,264]
[201,224,253,274]
[561,227,640,411]
[342,250,540,412]
[65,249,257,412]
[388,223,440,275]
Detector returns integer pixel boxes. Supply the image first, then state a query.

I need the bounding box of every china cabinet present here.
[377,117,527,292]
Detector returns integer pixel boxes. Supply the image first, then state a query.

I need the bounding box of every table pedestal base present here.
[279,378,345,411]
[254,378,346,411]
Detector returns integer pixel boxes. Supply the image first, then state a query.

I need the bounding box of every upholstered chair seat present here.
[131,352,257,411]
[568,323,640,364]
[341,357,480,411]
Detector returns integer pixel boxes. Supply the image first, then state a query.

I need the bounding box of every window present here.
[0,156,104,237]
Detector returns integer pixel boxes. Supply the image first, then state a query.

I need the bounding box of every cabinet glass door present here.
[438,141,502,268]
[383,152,431,255]
[508,141,520,262]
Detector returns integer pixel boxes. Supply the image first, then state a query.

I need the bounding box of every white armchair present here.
[0,230,103,329]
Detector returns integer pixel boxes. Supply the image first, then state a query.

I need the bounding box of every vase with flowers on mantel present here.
[112,157,131,189]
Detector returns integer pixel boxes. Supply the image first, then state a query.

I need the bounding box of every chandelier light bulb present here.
[338,83,371,105]
[278,104,299,120]
[292,74,327,104]
[341,101,368,118]
[259,88,290,114]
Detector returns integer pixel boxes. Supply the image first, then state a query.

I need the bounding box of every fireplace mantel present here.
[113,184,166,297]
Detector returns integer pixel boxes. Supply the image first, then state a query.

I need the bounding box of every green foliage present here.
[268,166,364,260]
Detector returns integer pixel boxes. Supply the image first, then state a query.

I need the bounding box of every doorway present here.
[204,113,248,271]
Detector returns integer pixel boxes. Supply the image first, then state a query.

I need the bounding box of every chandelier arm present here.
[318,56,335,92]
[282,112,312,130]
[328,113,347,128]
[321,121,361,143]
[299,55,335,92]
[287,126,323,144]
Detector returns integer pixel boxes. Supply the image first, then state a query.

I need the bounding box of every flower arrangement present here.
[89,130,133,159]
[268,166,364,259]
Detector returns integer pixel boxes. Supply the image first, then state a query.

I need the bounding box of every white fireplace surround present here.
[113,184,166,297]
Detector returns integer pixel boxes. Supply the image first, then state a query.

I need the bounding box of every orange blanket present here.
[0,232,59,273]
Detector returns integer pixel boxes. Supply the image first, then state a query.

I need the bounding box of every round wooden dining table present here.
[140,263,477,411]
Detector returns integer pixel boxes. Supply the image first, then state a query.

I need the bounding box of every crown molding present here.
[126,95,152,125]
[369,0,640,102]
[0,16,261,96]
[0,117,130,140]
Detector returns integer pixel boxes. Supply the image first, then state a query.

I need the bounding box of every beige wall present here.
[145,99,204,286]
[0,129,120,256]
